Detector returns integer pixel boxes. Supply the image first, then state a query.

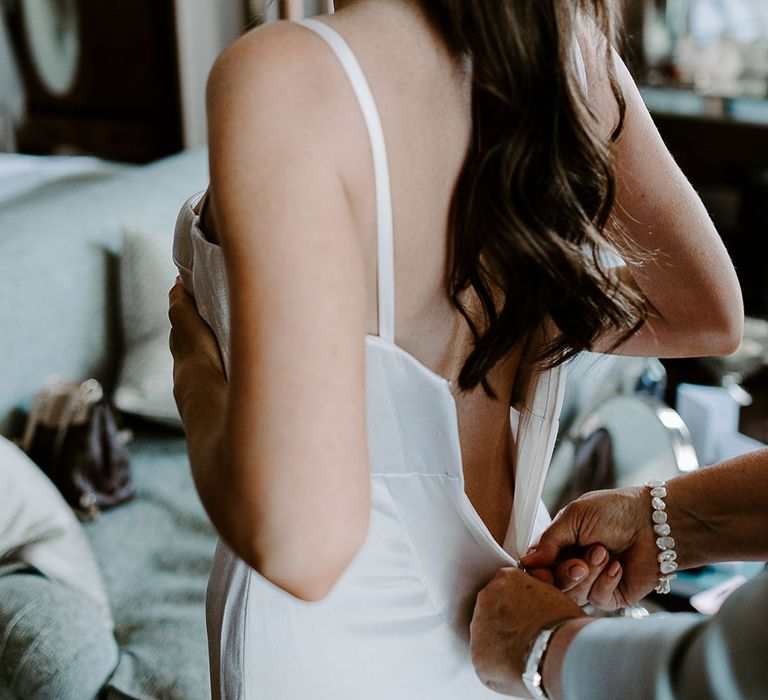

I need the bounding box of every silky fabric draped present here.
[173,17,572,699]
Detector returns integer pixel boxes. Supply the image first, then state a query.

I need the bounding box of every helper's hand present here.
[168,277,227,420]
[470,568,585,696]
[522,487,660,610]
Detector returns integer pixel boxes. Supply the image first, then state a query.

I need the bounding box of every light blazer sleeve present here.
[562,571,768,700]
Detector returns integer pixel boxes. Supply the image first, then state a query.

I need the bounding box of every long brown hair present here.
[425,0,648,395]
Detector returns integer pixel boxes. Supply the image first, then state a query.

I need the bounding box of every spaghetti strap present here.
[295,18,396,343]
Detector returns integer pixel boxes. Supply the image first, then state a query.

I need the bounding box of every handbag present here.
[18,376,134,520]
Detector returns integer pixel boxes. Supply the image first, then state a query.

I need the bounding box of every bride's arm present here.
[579,29,743,358]
[176,23,371,601]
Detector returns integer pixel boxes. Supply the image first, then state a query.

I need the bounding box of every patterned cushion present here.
[114,229,181,429]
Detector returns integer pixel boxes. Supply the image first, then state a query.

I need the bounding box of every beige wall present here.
[175,0,335,148]
[174,0,248,148]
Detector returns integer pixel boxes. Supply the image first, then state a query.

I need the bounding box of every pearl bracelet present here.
[645,479,678,594]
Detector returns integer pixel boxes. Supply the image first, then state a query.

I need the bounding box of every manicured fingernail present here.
[589,546,607,566]
[608,561,621,577]
[570,565,588,582]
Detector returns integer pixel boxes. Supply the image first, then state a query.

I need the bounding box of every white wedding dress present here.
[173,17,571,699]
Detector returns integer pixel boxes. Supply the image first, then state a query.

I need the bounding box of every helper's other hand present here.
[470,568,585,696]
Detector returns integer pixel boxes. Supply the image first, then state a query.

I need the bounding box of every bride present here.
[169,0,742,697]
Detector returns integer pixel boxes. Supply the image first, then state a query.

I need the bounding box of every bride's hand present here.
[522,487,660,610]
[168,277,226,420]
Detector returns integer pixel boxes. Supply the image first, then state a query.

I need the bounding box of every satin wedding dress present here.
[173,17,574,699]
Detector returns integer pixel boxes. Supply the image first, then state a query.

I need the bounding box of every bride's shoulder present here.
[203,20,356,251]
[206,20,345,115]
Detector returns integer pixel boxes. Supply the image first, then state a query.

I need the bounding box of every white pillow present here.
[114,228,182,428]
[0,436,113,626]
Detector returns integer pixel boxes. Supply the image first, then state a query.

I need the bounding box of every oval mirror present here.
[21,0,81,97]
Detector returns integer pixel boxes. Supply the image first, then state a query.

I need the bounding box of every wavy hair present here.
[425,0,648,395]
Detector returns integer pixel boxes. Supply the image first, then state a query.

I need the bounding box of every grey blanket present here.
[85,430,216,700]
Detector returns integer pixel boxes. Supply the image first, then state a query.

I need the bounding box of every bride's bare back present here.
[202,1,525,545]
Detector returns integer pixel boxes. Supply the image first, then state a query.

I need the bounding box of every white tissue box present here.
[675,383,740,465]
